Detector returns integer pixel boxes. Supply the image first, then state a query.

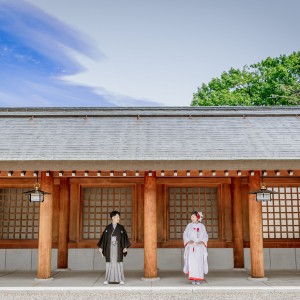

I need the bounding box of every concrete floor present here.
[0,269,300,299]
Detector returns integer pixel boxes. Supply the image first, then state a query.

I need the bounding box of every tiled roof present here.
[0,107,299,170]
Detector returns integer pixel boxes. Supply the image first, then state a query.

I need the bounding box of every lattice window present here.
[82,187,132,240]
[169,187,219,239]
[262,187,300,239]
[0,188,39,239]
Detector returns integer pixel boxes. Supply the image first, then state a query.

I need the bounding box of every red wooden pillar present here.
[232,177,244,268]
[248,171,265,278]
[57,178,70,269]
[144,171,157,278]
[37,171,53,279]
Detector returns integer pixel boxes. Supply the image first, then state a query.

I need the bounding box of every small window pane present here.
[82,187,133,240]
[262,186,300,239]
[168,187,219,240]
[0,188,39,240]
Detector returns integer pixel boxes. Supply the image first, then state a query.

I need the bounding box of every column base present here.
[141,277,160,282]
[34,277,54,282]
[247,276,268,281]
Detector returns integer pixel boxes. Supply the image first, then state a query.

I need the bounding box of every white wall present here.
[0,248,299,271]
[0,249,57,271]
[244,248,299,270]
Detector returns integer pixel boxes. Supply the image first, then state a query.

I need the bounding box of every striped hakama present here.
[105,241,125,283]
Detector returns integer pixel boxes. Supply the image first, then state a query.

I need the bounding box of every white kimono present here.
[183,222,208,281]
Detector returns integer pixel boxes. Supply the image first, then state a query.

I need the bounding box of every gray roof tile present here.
[0,107,299,162]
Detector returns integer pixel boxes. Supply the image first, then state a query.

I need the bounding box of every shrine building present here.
[0,106,299,279]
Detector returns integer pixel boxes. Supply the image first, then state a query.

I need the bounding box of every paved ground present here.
[0,269,300,299]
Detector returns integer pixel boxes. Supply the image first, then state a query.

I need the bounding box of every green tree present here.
[274,84,300,104]
[191,52,300,106]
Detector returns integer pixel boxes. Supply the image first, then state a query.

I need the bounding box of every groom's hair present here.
[110,211,120,218]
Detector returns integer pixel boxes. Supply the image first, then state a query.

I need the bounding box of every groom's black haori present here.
[97,223,131,262]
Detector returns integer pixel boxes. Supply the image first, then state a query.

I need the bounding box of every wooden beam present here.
[248,171,264,278]
[157,178,231,184]
[223,183,233,242]
[65,240,234,248]
[1,169,300,179]
[52,183,60,244]
[0,179,36,186]
[156,184,165,242]
[244,240,300,248]
[232,177,244,268]
[57,178,70,268]
[69,183,80,243]
[1,168,300,175]
[37,172,53,279]
[69,178,144,184]
[137,183,144,243]
[144,171,157,278]
[242,183,250,242]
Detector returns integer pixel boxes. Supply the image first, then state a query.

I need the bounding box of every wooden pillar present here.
[37,172,53,279]
[248,171,264,278]
[57,178,70,269]
[144,171,157,278]
[232,177,244,268]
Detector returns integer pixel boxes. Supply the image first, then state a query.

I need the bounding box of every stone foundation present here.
[0,248,299,271]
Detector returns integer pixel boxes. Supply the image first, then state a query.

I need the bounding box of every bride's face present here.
[191,214,198,223]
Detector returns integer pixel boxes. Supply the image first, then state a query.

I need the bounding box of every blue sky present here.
[1,0,300,107]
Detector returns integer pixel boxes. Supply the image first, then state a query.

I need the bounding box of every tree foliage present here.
[275,84,300,104]
[191,52,300,106]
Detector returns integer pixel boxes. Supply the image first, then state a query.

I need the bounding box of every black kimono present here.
[97,223,131,262]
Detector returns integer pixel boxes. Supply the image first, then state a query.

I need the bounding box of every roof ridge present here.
[0,106,300,117]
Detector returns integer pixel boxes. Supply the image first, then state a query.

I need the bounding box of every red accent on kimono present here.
[189,277,204,281]
[187,272,204,281]
[185,242,189,247]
